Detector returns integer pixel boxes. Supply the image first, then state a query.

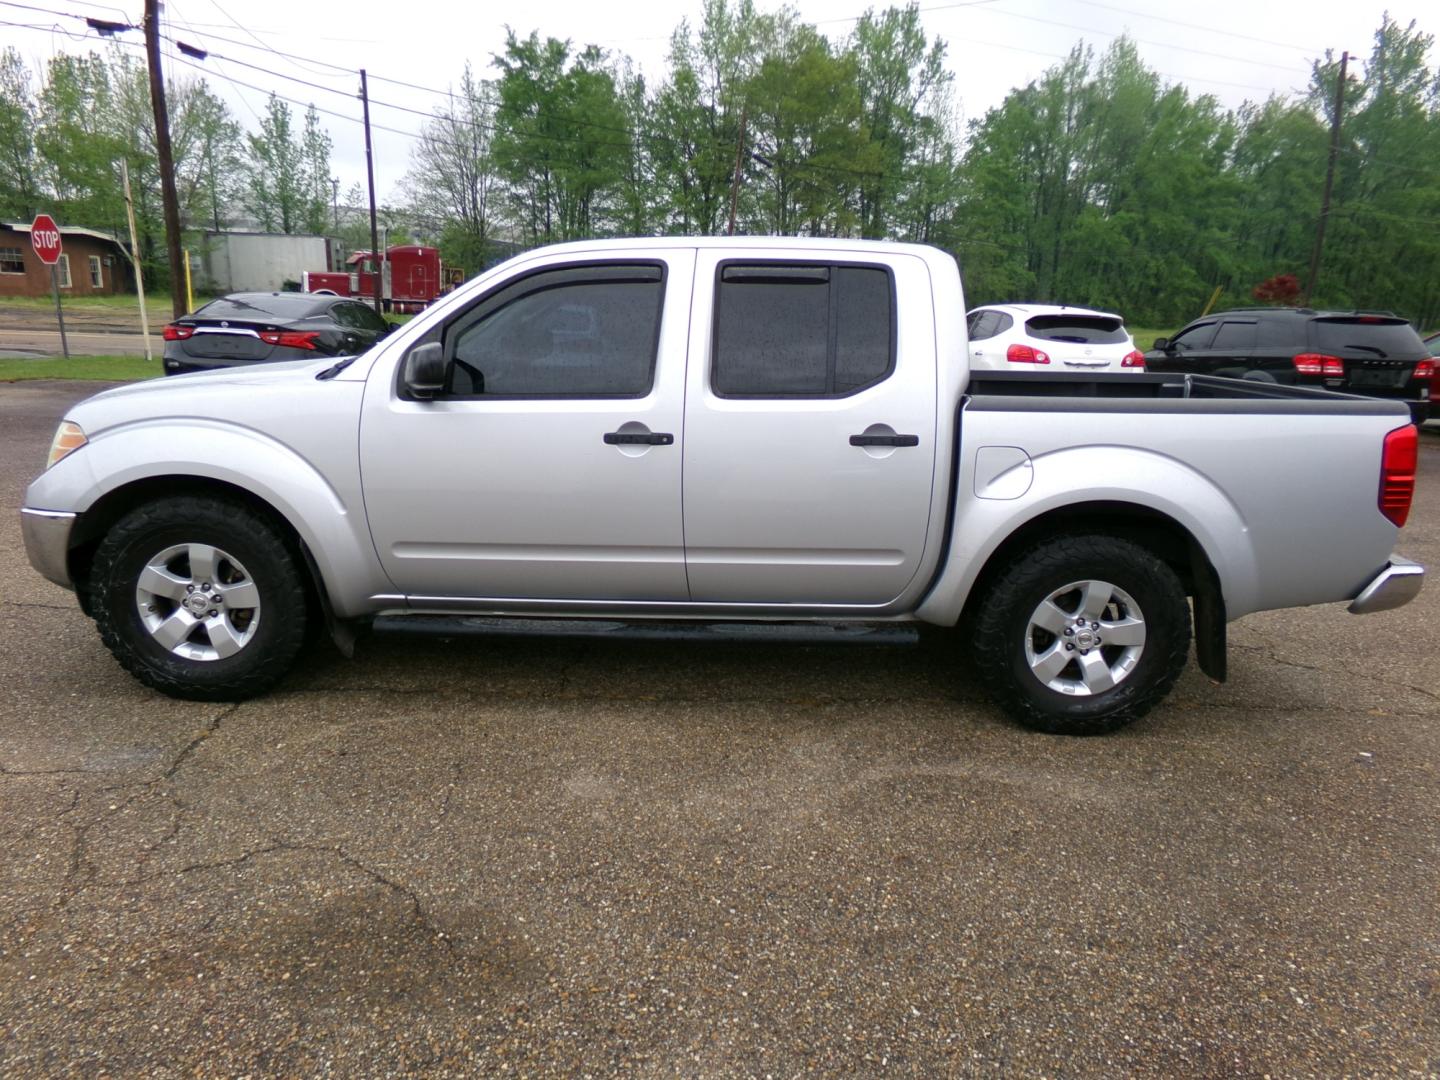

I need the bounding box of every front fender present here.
[23,419,389,618]
[915,445,1260,625]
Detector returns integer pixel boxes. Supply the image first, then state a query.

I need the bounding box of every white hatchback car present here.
[966,304,1146,372]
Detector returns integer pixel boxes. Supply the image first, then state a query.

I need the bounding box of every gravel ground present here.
[2,381,1437,1078]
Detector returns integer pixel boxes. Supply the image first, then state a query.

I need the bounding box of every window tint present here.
[1025,314,1127,344]
[349,302,389,332]
[968,310,1010,342]
[448,271,663,397]
[199,294,325,320]
[1310,318,1425,358]
[328,303,359,329]
[1170,321,1216,350]
[714,263,894,397]
[1256,319,1294,348]
[1211,320,1258,350]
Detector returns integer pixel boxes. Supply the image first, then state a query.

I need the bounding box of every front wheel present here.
[971,535,1191,735]
[90,496,309,701]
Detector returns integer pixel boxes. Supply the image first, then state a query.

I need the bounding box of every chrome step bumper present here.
[1348,557,1424,614]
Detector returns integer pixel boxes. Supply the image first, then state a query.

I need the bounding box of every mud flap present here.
[1190,543,1227,682]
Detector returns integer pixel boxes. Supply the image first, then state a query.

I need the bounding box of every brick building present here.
[0,223,134,299]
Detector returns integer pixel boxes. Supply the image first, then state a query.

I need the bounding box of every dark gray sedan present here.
[162,293,394,375]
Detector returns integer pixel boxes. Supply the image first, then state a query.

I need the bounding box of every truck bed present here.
[965,370,1411,414]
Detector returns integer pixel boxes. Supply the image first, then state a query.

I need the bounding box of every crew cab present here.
[20,240,1426,735]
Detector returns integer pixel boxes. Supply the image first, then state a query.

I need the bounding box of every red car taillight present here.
[1121,350,1146,369]
[1006,344,1050,364]
[1379,424,1417,527]
[259,330,321,350]
[1413,359,1434,380]
[1293,353,1344,376]
[162,324,193,341]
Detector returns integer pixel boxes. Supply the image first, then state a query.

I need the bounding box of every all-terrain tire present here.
[971,534,1191,735]
[90,496,308,701]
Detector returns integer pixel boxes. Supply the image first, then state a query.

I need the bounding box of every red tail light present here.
[1121,350,1146,369]
[1379,424,1417,527]
[259,330,321,350]
[1413,359,1434,380]
[1293,353,1344,376]
[162,324,193,341]
[1007,344,1050,364]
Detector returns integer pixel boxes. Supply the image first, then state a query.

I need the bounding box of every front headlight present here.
[47,421,87,469]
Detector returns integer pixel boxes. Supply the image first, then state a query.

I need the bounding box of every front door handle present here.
[850,433,919,447]
[604,431,674,446]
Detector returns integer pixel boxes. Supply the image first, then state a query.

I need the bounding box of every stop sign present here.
[30,214,62,265]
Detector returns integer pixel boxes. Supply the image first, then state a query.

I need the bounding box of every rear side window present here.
[968,311,1012,341]
[1025,314,1127,344]
[446,265,664,397]
[1211,320,1258,349]
[1310,318,1425,358]
[713,264,895,397]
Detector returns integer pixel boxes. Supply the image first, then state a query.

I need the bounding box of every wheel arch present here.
[67,476,329,624]
[934,499,1229,681]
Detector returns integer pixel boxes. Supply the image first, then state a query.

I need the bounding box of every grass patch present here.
[0,354,163,382]
[1127,327,1177,349]
[2,293,174,315]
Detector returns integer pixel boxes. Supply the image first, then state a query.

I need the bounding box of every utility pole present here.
[1303,50,1347,307]
[330,176,340,231]
[143,0,187,318]
[120,160,153,362]
[360,69,383,315]
[727,105,748,236]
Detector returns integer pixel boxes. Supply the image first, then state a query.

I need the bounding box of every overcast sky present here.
[5,0,1433,205]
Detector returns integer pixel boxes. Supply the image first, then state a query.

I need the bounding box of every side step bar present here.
[372,616,920,647]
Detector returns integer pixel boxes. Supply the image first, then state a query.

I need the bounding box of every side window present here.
[1170,321,1216,350]
[969,311,997,341]
[329,303,358,329]
[713,263,894,397]
[351,302,388,332]
[445,265,663,398]
[992,312,1014,337]
[1211,320,1258,350]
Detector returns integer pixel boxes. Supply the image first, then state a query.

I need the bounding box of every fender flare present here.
[916,445,1261,630]
[57,419,389,618]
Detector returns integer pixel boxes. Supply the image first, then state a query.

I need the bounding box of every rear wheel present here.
[971,535,1191,735]
[90,496,308,701]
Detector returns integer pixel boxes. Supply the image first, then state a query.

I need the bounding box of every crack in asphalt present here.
[111,840,463,963]
[1231,643,1440,704]
[0,600,74,611]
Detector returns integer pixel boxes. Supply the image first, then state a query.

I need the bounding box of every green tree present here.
[0,48,42,220]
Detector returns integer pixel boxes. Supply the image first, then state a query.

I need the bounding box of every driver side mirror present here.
[402,342,445,400]
[1152,337,1171,352]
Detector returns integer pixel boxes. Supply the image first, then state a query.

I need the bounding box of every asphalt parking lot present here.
[1,381,1437,1077]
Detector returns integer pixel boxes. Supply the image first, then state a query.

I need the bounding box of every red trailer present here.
[302,245,454,313]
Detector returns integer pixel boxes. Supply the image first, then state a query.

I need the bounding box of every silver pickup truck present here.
[20,239,1425,735]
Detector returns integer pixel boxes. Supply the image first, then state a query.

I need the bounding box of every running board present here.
[372,615,919,646]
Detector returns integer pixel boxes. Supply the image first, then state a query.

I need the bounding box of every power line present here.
[972,6,1303,74]
[1069,0,1327,55]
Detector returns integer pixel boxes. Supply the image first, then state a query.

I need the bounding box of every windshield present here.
[1025,314,1128,344]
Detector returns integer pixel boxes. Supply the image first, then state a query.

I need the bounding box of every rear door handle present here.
[850,433,919,447]
[604,431,674,446]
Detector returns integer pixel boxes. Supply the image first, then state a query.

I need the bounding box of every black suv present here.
[1145,308,1433,422]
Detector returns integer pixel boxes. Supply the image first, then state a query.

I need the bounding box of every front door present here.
[680,251,939,606]
[360,252,694,601]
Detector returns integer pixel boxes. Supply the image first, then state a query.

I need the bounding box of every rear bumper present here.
[1348,557,1424,614]
[20,508,76,590]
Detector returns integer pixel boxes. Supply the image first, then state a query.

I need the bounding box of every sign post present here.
[30,214,69,360]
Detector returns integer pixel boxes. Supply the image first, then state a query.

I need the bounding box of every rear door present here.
[681,251,938,606]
